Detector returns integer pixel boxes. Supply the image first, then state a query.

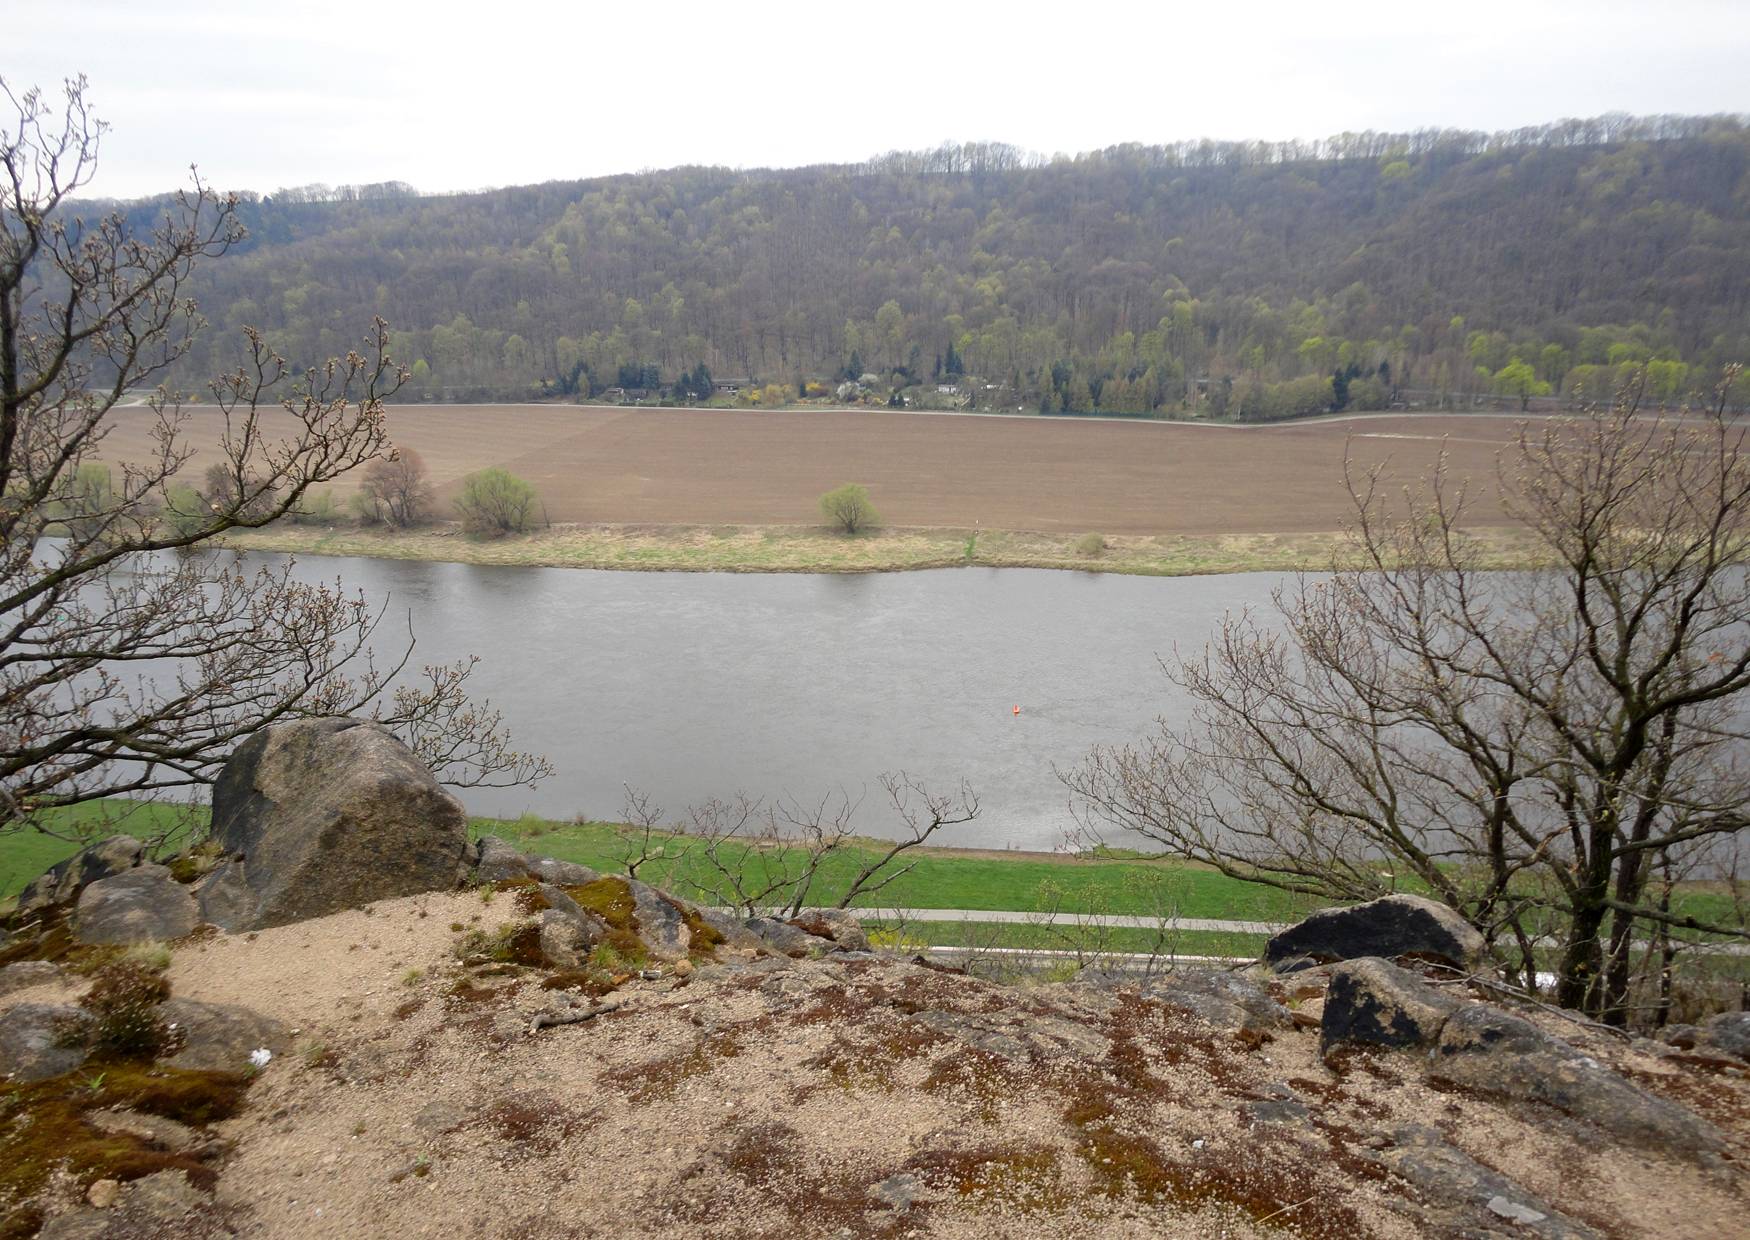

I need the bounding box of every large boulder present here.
[1320,957,1459,1056]
[1266,894,1486,972]
[1430,1004,1725,1154]
[73,865,199,945]
[196,717,469,930]
[0,1002,89,1083]
[15,835,145,917]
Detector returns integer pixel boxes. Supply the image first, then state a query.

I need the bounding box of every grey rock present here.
[528,855,598,887]
[694,908,765,951]
[87,1107,206,1153]
[413,1098,471,1134]
[745,916,838,958]
[537,883,589,923]
[627,879,691,959]
[787,909,871,953]
[74,865,199,945]
[127,1168,206,1220]
[1244,1097,1311,1124]
[37,1171,211,1239]
[1320,956,1459,1056]
[35,1211,111,1240]
[1656,1023,1702,1051]
[537,908,600,969]
[0,1002,89,1082]
[1141,968,1293,1041]
[908,1007,1108,1062]
[1373,1125,1599,1239]
[200,717,469,929]
[472,836,598,887]
[0,960,63,996]
[1266,893,1486,971]
[869,1171,921,1210]
[1432,1004,1725,1155]
[1489,1195,1549,1225]
[473,835,532,883]
[1699,1011,1750,1060]
[17,835,146,916]
[194,858,257,929]
[159,997,289,1073]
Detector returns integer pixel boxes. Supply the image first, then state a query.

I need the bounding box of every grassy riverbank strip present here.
[1,800,1313,926]
[11,802,1738,950]
[215,521,1545,577]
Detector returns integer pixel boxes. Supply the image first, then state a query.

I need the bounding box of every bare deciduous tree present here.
[1064,370,1750,1025]
[0,76,549,834]
[355,446,431,528]
[677,773,977,918]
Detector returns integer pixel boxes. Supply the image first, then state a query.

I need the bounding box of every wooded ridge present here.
[88,114,1750,416]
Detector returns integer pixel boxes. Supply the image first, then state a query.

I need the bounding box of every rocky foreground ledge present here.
[1,720,1746,1238]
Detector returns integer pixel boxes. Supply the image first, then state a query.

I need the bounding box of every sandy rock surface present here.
[4,891,1747,1238]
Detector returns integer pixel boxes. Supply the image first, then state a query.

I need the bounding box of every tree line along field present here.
[105,404,1530,535]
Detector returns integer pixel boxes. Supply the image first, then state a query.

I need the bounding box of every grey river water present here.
[212,553,1294,850]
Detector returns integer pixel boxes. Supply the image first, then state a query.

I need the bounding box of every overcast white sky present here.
[11,0,1750,200]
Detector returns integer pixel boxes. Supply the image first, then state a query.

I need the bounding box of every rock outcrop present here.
[196,717,470,930]
[159,998,290,1073]
[15,836,145,918]
[0,1002,88,1083]
[1265,892,1486,971]
[73,866,199,945]
[0,961,61,998]
[1315,954,1727,1158]
[1430,1003,1726,1154]
[1319,955,1459,1055]
[1661,1010,1750,1061]
[473,836,599,887]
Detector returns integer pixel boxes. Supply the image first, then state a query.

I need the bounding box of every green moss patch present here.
[453,920,546,968]
[0,908,123,975]
[0,1062,250,1219]
[564,878,647,962]
[904,1145,1071,1214]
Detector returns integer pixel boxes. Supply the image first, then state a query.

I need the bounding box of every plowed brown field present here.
[104,404,1530,534]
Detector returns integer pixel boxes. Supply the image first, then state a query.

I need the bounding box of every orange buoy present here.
[1013,704,1021,716]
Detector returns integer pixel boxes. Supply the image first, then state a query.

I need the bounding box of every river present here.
[197,552,1297,850]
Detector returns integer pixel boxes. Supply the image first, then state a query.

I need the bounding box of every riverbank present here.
[216,520,1545,576]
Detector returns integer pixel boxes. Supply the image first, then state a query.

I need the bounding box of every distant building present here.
[712,381,742,396]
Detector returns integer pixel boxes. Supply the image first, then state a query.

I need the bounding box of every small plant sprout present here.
[402,968,424,986]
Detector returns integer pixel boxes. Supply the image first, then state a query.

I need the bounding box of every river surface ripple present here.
[214,553,1296,850]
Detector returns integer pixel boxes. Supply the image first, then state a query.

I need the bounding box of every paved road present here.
[717,907,1283,934]
[850,908,1283,934]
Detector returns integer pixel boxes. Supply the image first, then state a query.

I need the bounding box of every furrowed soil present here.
[102,404,1529,535]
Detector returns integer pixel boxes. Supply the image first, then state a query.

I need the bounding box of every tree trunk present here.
[1556,897,1610,1014]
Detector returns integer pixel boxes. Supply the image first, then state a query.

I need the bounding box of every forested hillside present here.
[107,114,1750,416]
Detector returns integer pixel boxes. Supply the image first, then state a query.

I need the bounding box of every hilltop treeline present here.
[105,114,1750,414]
